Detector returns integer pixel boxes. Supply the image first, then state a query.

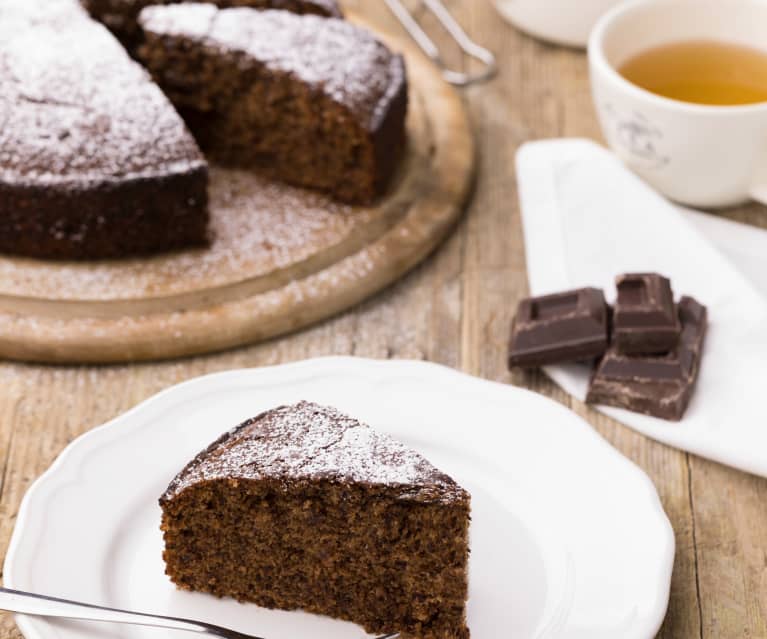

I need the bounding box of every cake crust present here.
[162,401,468,504]
[161,401,470,638]
[81,0,342,48]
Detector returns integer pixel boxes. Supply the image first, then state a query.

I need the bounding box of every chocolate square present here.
[586,296,707,421]
[613,273,681,354]
[508,287,609,369]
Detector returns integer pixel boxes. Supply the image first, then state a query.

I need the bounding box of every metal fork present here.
[0,587,399,639]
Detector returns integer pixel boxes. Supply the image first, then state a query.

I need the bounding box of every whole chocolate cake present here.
[139,4,408,203]
[160,401,471,638]
[0,0,208,260]
[81,0,342,49]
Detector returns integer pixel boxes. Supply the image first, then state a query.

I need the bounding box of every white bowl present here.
[493,0,624,48]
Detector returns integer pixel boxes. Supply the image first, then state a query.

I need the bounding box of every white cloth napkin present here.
[683,208,767,300]
[516,138,767,478]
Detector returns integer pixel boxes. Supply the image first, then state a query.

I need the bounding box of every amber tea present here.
[618,40,767,106]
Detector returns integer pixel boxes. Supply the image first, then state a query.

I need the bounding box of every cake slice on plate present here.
[138,4,408,203]
[160,401,471,638]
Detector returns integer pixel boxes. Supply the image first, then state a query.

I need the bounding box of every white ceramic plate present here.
[4,358,674,639]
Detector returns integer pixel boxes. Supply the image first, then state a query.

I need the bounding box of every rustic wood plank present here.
[0,375,22,589]
[689,457,767,638]
[3,2,767,639]
[547,25,703,638]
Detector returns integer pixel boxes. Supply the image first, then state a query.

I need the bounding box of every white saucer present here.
[3,358,674,639]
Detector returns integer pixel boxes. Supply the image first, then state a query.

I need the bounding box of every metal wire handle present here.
[0,587,400,639]
[384,0,497,86]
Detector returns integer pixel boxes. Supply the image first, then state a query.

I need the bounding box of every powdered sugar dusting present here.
[81,0,342,40]
[0,0,203,185]
[139,4,406,130]
[0,165,398,300]
[163,401,467,504]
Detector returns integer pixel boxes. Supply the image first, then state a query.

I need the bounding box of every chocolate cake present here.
[160,401,471,638]
[139,4,408,203]
[81,0,342,49]
[0,0,208,260]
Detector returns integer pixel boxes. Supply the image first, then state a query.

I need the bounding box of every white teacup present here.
[589,0,767,208]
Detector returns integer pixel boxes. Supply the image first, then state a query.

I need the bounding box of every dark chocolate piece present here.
[508,287,609,369]
[613,273,681,354]
[586,296,707,421]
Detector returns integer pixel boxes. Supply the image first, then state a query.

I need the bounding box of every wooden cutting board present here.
[0,15,475,363]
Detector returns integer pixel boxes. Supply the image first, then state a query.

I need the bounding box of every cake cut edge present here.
[160,401,471,638]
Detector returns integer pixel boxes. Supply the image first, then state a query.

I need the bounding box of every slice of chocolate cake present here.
[81,0,343,49]
[0,0,208,260]
[138,4,408,203]
[160,401,471,638]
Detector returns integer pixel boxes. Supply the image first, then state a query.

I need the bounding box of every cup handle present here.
[749,185,767,206]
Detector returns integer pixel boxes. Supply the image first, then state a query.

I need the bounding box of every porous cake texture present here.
[0,0,208,260]
[139,4,408,203]
[160,401,471,638]
[81,0,342,48]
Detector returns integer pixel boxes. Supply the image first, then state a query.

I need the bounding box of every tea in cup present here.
[589,0,767,208]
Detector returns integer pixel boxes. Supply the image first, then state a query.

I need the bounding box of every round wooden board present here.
[0,15,475,364]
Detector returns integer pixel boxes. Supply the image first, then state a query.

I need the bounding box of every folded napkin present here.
[516,139,767,478]
[683,208,767,300]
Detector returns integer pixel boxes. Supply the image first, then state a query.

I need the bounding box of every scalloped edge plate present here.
[4,358,674,638]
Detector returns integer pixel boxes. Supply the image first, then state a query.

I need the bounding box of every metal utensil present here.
[0,587,399,639]
[384,0,497,86]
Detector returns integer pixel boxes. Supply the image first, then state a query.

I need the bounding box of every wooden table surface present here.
[2,2,767,637]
